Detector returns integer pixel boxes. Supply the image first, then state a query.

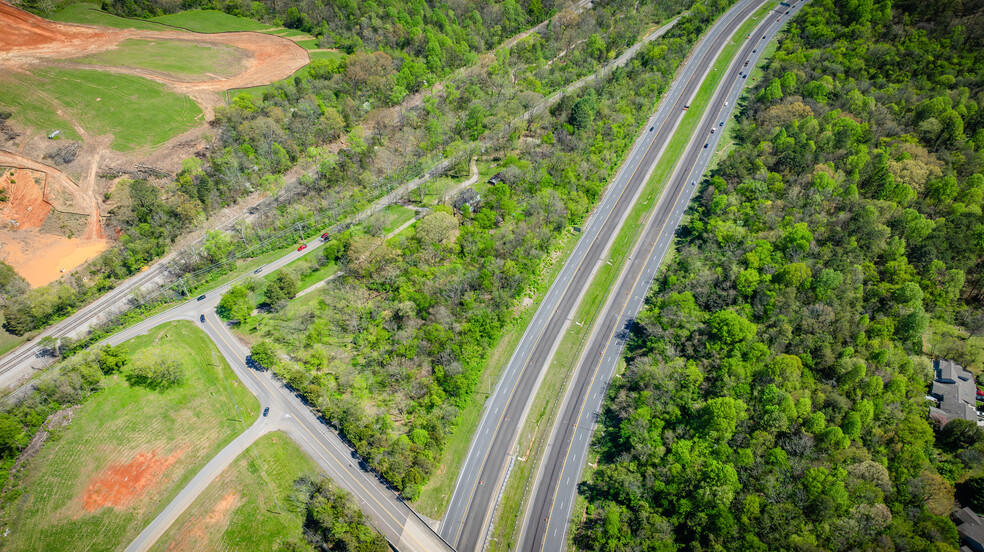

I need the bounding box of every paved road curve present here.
[519,2,809,551]
[440,1,767,549]
[108,299,452,552]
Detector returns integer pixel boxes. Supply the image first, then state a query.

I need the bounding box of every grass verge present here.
[487,3,778,549]
[2,321,258,552]
[150,431,320,552]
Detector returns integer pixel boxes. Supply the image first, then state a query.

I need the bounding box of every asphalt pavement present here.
[439,1,767,549]
[110,300,452,552]
[518,2,810,551]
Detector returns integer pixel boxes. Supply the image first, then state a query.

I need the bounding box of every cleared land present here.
[2,321,258,552]
[73,38,245,81]
[49,3,173,30]
[150,9,271,33]
[0,67,203,152]
[150,431,320,552]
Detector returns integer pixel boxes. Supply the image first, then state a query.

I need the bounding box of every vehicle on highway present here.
[720,121,724,126]
[263,407,270,417]
[297,244,308,251]
[691,180,696,186]
[197,294,206,301]
[753,49,757,53]
[711,128,715,134]
[321,232,330,239]
[704,143,709,148]
[200,314,205,323]
[744,60,749,67]
[649,126,654,131]
[254,267,262,274]
[683,104,689,110]
[763,35,767,39]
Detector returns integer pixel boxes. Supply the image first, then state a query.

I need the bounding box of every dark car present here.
[253,267,262,274]
[683,104,690,110]
[703,143,709,148]
[763,35,767,39]
[200,314,205,323]
[691,180,696,186]
[649,126,654,131]
[753,49,757,53]
[297,244,308,251]
[197,294,206,301]
[263,407,270,417]
[743,74,747,79]
[719,121,724,126]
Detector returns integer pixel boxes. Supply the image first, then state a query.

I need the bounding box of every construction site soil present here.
[81,448,186,512]
[0,0,308,288]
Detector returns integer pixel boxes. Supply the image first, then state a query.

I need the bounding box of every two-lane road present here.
[520,2,809,551]
[440,0,768,549]
[108,299,452,552]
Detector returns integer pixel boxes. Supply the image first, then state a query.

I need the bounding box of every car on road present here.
[200,314,205,323]
[720,121,724,126]
[763,35,767,39]
[197,294,206,301]
[691,180,696,186]
[753,49,757,53]
[263,407,270,417]
[683,104,689,110]
[297,244,307,251]
[704,143,709,148]
[711,128,715,134]
[254,267,262,274]
[649,126,654,131]
[321,232,330,239]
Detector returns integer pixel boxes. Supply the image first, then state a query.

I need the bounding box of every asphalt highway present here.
[439,0,768,549]
[518,2,809,551]
[111,299,452,552]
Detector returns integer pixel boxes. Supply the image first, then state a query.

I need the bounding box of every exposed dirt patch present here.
[81,447,186,512]
[166,491,241,552]
[0,166,51,229]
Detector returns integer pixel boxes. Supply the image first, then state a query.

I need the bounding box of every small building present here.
[47,130,60,139]
[953,507,984,552]
[487,172,505,185]
[453,188,481,213]
[929,358,979,427]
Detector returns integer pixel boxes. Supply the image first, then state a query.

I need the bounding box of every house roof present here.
[931,359,978,425]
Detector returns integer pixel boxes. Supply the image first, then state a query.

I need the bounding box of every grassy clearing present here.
[150,431,319,552]
[487,5,779,549]
[296,39,321,50]
[0,68,201,151]
[73,38,244,80]
[379,204,416,234]
[3,321,258,552]
[296,261,339,292]
[150,9,271,33]
[49,3,173,30]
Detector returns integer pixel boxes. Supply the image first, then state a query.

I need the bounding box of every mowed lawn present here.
[0,68,202,151]
[74,38,245,80]
[3,321,258,552]
[151,431,320,552]
[49,3,173,30]
[150,9,271,33]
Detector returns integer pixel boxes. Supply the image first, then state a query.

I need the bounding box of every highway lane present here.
[109,300,453,552]
[440,1,766,549]
[519,2,809,551]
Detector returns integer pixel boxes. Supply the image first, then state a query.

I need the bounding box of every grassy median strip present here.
[485,3,779,550]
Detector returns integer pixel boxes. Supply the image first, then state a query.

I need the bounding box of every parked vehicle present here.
[297,244,308,251]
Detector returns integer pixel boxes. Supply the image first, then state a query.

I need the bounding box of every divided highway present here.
[520,1,808,551]
[440,0,770,550]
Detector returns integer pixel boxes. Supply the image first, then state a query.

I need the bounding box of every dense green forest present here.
[1,0,681,336]
[577,0,984,550]
[225,0,725,499]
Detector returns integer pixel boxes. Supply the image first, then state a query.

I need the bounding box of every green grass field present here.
[150,431,319,552]
[50,3,173,30]
[3,321,258,552]
[74,38,244,80]
[150,9,271,33]
[0,68,202,151]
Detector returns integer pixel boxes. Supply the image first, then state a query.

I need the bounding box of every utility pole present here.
[179,277,190,298]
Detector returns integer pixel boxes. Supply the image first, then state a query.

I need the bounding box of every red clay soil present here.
[0,1,308,97]
[82,448,185,512]
[0,167,51,230]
